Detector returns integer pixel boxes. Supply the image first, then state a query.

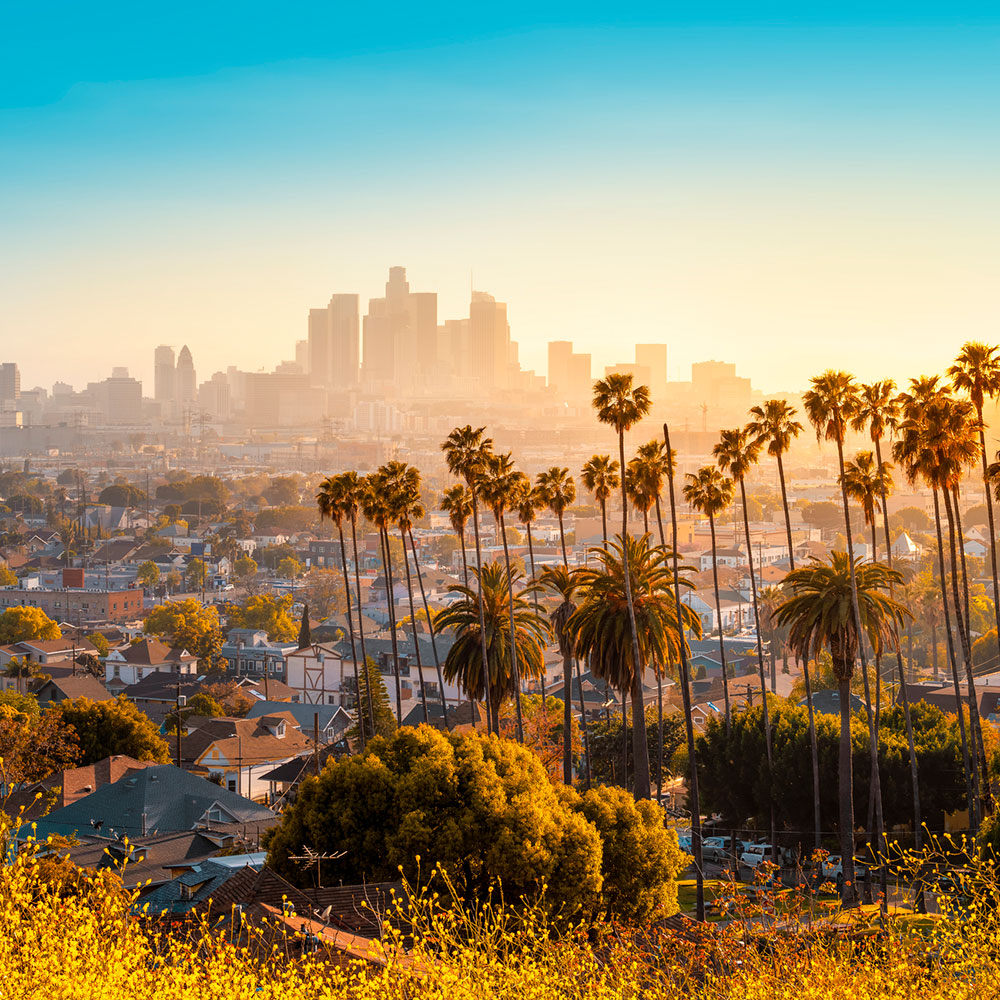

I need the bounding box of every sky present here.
[3,3,1000,394]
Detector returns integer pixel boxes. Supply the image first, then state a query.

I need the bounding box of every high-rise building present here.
[469,291,510,392]
[153,346,175,405]
[199,372,231,421]
[294,338,310,373]
[362,267,418,392]
[89,369,143,424]
[635,344,667,400]
[328,294,360,387]
[547,341,592,402]
[691,360,752,414]
[0,363,21,403]
[175,345,197,412]
[604,362,652,387]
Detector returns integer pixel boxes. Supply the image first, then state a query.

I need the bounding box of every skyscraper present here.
[635,344,667,400]
[362,267,418,392]
[153,345,175,404]
[469,291,510,392]
[0,363,21,404]
[175,345,197,411]
[547,341,592,402]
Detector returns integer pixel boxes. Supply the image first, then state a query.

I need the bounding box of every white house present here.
[104,638,198,691]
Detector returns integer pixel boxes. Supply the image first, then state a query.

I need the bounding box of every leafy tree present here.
[0,565,16,586]
[233,555,258,582]
[266,726,603,915]
[97,484,146,507]
[574,783,686,922]
[87,632,110,658]
[136,561,160,589]
[56,468,78,486]
[56,696,171,766]
[185,558,207,590]
[144,599,223,664]
[200,680,253,718]
[299,568,347,620]
[587,705,686,791]
[0,607,61,644]
[352,657,396,739]
[276,556,303,579]
[264,476,301,506]
[799,501,844,531]
[0,696,79,797]
[226,594,296,641]
[255,505,315,534]
[499,694,582,781]
[164,693,224,731]
[896,505,933,532]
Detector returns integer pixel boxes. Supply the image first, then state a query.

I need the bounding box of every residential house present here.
[104,638,198,693]
[35,673,113,705]
[219,629,299,685]
[245,700,352,744]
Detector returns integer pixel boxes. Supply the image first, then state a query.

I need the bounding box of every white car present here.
[739,844,779,869]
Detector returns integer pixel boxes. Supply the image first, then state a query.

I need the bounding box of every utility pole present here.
[237,734,242,797]
[175,675,185,768]
[314,713,320,776]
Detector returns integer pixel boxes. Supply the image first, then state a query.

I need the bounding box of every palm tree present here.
[436,564,550,733]
[540,565,588,786]
[841,451,894,561]
[593,372,653,799]
[684,467,736,730]
[895,391,985,825]
[536,467,576,567]
[714,427,777,852]
[634,439,671,548]
[624,461,653,535]
[949,342,1000,673]
[316,472,367,744]
[803,370,888,861]
[746,398,803,565]
[775,553,909,907]
[442,426,496,733]
[581,455,620,546]
[663,422,706,920]
[361,467,404,723]
[480,452,530,743]
[441,484,473,588]
[516,485,545,581]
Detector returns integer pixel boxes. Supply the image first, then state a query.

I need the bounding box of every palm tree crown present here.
[841,451,894,533]
[441,484,472,536]
[683,466,735,519]
[802,370,860,444]
[949,341,1000,414]
[581,455,620,506]
[713,427,762,482]
[592,373,652,433]
[851,380,899,442]
[746,399,803,457]
[442,424,493,486]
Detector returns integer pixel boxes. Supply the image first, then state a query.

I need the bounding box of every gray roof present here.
[27,764,276,840]
[138,856,263,915]
[245,700,353,738]
[331,633,454,665]
[800,689,866,715]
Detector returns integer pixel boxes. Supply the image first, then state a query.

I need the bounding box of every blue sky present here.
[3,4,1000,391]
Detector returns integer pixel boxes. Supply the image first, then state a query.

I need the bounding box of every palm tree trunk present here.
[932,487,977,831]
[977,412,1000,688]
[459,526,469,589]
[469,494,494,734]
[953,484,972,637]
[618,429,650,799]
[380,526,403,724]
[657,669,664,804]
[525,522,536,581]
[837,668,857,907]
[498,511,525,743]
[400,528,429,725]
[409,528,450,729]
[575,658,592,787]
[931,621,939,680]
[740,475,776,860]
[801,657,821,849]
[558,512,569,567]
[942,487,986,822]
[663,423,704,922]
[622,694,629,791]
[834,434,886,905]
[349,517,375,739]
[600,498,608,546]
[563,648,573,784]
[708,513,732,733]
[336,523,364,747]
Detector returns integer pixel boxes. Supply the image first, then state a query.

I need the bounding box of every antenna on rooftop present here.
[288,845,346,889]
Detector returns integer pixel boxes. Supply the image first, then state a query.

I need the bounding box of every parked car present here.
[820,855,870,879]
[701,837,732,863]
[739,844,777,869]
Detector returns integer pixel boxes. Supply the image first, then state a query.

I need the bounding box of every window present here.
[227,779,237,792]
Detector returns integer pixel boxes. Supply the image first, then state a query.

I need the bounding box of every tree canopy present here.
[144,599,223,664]
[56,696,171,766]
[0,607,61,644]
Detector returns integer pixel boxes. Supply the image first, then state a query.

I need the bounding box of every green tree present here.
[233,555,258,583]
[0,564,16,587]
[185,558,207,590]
[265,726,605,916]
[88,632,110,658]
[0,607,61,644]
[97,483,146,507]
[57,696,171,765]
[136,561,160,589]
[144,599,223,664]
[352,657,397,739]
[586,705,685,792]
[226,594,297,641]
[0,697,79,797]
[276,556,303,579]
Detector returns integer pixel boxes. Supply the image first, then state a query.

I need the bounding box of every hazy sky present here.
[3,3,1000,395]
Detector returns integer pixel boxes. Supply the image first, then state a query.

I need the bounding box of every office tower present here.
[328,293,360,386]
[635,344,667,400]
[410,291,438,376]
[469,290,510,392]
[307,308,330,386]
[362,267,418,391]
[692,360,752,413]
[91,369,143,424]
[604,362,652,387]
[295,338,310,373]
[175,345,197,411]
[0,363,21,403]
[153,345,175,404]
[199,372,231,421]
[547,341,592,402]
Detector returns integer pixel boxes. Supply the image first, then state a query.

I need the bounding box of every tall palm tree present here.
[536,467,576,566]
[949,342,1000,672]
[315,472,366,745]
[841,451,894,561]
[803,370,888,863]
[895,389,987,822]
[853,380,919,844]
[581,455,620,546]
[634,439,671,549]
[593,372,654,799]
[338,471,374,740]
[746,398,803,565]
[625,461,653,535]
[436,563,550,734]
[361,467,404,723]
[775,553,909,907]
[684,466,736,730]
[516,485,545,581]
[480,452,529,743]
[540,564,589,786]
[663,422,706,920]
[442,426,496,733]
[714,427,777,853]
[441,484,473,588]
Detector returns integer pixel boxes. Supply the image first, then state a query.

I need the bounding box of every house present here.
[698,547,744,572]
[24,764,277,841]
[219,629,299,684]
[104,638,198,692]
[0,636,99,669]
[891,531,921,561]
[245,700,352,744]
[182,712,315,800]
[134,854,267,916]
[35,673,113,706]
